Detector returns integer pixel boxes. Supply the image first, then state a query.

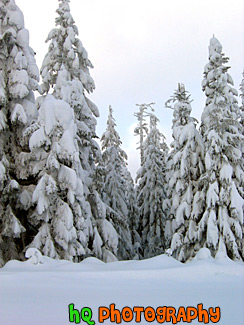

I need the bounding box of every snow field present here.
[0,250,243,325]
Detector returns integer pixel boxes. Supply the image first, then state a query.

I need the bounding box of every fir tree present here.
[165,84,204,261]
[25,95,94,260]
[37,0,118,261]
[240,70,244,161]
[0,0,39,266]
[239,70,244,256]
[100,106,133,260]
[40,0,99,179]
[136,109,168,258]
[197,37,244,260]
[122,166,141,259]
[240,71,244,112]
[134,103,151,166]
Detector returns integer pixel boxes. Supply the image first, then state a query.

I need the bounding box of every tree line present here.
[0,0,243,266]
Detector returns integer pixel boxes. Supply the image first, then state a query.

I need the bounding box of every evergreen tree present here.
[165,84,204,261]
[122,166,141,259]
[25,95,94,260]
[99,106,133,260]
[136,110,168,258]
[240,70,244,112]
[196,37,244,260]
[37,0,118,261]
[240,70,244,160]
[40,0,99,178]
[239,70,244,256]
[134,103,150,166]
[0,0,39,266]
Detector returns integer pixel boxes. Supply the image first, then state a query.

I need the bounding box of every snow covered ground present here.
[0,249,243,325]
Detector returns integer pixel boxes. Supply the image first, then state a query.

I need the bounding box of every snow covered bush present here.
[25,247,44,265]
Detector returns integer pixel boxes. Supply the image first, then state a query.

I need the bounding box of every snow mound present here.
[194,247,213,261]
[131,253,182,269]
[103,254,183,272]
[80,257,105,265]
[25,248,44,265]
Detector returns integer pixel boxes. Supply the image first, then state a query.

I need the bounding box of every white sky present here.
[17,0,244,177]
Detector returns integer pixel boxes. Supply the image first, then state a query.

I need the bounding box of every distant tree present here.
[240,70,244,161]
[134,103,151,166]
[197,37,244,260]
[122,166,141,259]
[0,0,39,266]
[240,70,244,110]
[165,84,204,261]
[99,106,133,260]
[136,110,168,258]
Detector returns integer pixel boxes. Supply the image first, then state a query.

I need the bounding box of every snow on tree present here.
[38,0,118,261]
[0,0,39,266]
[240,70,244,109]
[24,95,96,260]
[40,0,99,180]
[239,70,244,256]
[136,109,168,258]
[197,37,244,261]
[134,103,151,166]
[25,247,44,265]
[240,70,244,161]
[99,106,133,260]
[165,84,204,261]
[121,166,141,259]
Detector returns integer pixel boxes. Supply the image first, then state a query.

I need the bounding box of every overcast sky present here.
[17,0,244,177]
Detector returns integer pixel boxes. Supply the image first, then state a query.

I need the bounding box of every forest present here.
[0,0,243,267]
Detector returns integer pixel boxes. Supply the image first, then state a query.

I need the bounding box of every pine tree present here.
[0,0,39,266]
[134,104,151,166]
[40,0,99,179]
[24,95,95,260]
[165,84,204,261]
[240,70,244,160]
[122,166,141,259]
[99,106,133,260]
[197,37,244,260]
[37,0,118,261]
[239,71,244,256]
[136,109,168,258]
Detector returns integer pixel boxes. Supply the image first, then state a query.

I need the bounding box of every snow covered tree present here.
[99,106,133,260]
[40,0,99,177]
[240,70,244,111]
[240,70,244,160]
[23,95,96,260]
[239,71,244,256]
[136,110,168,258]
[37,0,118,262]
[197,37,244,260]
[0,0,39,266]
[121,166,141,259]
[134,103,151,166]
[165,84,204,261]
